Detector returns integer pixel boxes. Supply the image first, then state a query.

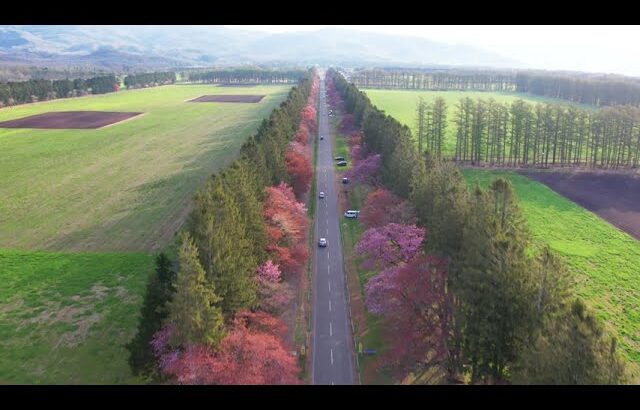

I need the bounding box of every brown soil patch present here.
[189,95,265,103]
[519,170,640,240]
[0,111,143,129]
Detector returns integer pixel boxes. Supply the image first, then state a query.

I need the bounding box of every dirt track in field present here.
[189,95,265,103]
[519,170,640,240]
[0,111,143,129]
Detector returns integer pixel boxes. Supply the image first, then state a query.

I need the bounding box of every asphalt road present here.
[311,71,356,385]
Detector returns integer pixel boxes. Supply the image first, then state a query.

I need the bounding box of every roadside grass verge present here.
[297,94,321,383]
[332,115,392,384]
[339,185,391,384]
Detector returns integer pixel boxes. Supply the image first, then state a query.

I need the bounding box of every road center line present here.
[329,300,332,312]
[328,280,331,293]
[330,349,334,365]
[330,321,333,337]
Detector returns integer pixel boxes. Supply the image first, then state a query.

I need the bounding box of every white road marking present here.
[330,321,333,337]
[332,382,334,386]
[329,300,332,312]
[328,280,331,293]
[330,349,334,365]
[326,228,329,236]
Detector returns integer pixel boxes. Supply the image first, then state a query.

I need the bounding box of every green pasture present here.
[0,84,291,251]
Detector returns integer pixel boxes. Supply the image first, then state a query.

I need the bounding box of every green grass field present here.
[363,89,590,157]
[0,249,154,384]
[462,169,640,368]
[0,84,291,251]
[0,84,291,384]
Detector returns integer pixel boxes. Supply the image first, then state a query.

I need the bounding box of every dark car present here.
[337,161,347,167]
[334,156,345,161]
[342,177,349,184]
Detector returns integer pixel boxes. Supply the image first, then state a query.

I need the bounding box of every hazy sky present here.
[226,25,640,77]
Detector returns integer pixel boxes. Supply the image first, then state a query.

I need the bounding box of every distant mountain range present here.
[0,26,523,72]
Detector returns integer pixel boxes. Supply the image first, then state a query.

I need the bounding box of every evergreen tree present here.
[189,178,257,314]
[513,299,627,384]
[456,179,537,383]
[410,159,469,259]
[169,233,225,347]
[126,253,176,379]
[384,127,421,198]
[220,160,268,263]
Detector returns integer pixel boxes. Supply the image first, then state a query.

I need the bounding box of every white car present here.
[319,191,325,199]
[318,238,327,247]
[344,210,360,218]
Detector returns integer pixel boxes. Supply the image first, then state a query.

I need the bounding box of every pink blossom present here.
[344,154,381,185]
[256,260,282,282]
[356,223,426,270]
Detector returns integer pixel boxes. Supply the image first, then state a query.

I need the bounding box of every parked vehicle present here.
[334,156,345,161]
[344,210,360,218]
[337,161,347,167]
[318,238,327,247]
[342,177,349,184]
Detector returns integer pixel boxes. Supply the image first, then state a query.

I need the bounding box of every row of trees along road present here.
[329,68,629,384]
[350,69,516,91]
[0,75,118,107]
[350,68,640,108]
[185,69,307,84]
[127,71,319,384]
[515,72,640,107]
[414,97,640,169]
[123,72,176,89]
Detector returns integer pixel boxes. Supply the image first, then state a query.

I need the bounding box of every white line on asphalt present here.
[332,382,334,386]
[329,280,331,293]
[330,349,334,365]
[329,300,332,312]
[328,251,330,259]
[330,321,333,337]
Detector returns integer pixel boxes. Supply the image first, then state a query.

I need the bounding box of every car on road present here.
[334,156,345,161]
[344,210,360,218]
[318,238,327,247]
[320,135,324,140]
[319,191,325,198]
[337,161,347,167]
